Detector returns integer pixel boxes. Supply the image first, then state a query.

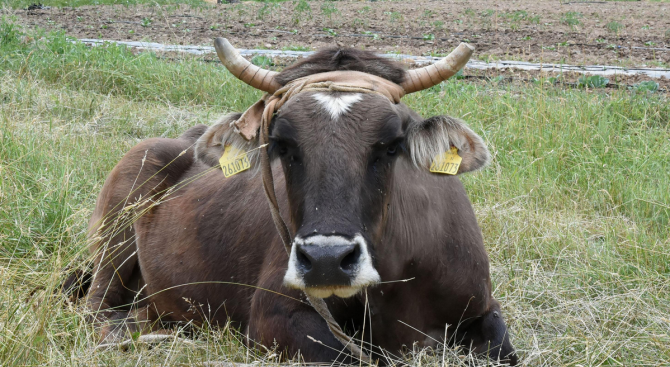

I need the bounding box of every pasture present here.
[1,0,669,365]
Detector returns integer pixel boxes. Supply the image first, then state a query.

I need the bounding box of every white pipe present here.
[76,38,670,80]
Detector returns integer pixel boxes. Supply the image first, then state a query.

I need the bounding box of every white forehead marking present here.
[312,93,363,120]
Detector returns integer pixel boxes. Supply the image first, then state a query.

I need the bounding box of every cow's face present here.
[273,92,489,298]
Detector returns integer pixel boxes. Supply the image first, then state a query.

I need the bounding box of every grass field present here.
[1,18,669,366]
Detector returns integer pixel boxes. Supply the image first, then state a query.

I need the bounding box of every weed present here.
[384,11,403,23]
[506,10,528,22]
[562,11,582,28]
[464,8,476,17]
[533,75,562,85]
[480,9,495,17]
[363,31,380,40]
[141,17,152,27]
[353,18,366,27]
[257,2,279,21]
[578,75,609,88]
[322,28,337,37]
[632,80,659,93]
[666,29,670,39]
[292,0,311,25]
[321,2,340,23]
[423,10,435,18]
[0,19,22,46]
[359,6,370,14]
[528,15,541,24]
[234,3,247,19]
[606,21,624,33]
[489,75,504,84]
[522,35,532,41]
[596,38,607,43]
[422,34,435,41]
[282,45,310,52]
[432,20,444,30]
[250,55,273,67]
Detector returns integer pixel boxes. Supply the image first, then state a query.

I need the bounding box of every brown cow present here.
[78,39,517,365]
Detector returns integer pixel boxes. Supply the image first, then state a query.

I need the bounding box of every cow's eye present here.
[277,141,289,156]
[387,144,398,156]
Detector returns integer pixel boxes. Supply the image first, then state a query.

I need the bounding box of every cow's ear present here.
[194,112,261,167]
[405,115,490,174]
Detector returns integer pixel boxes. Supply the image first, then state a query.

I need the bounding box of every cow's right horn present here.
[214,37,281,94]
[400,43,474,94]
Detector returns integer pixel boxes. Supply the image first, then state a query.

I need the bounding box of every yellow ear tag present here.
[219,145,251,178]
[430,146,462,175]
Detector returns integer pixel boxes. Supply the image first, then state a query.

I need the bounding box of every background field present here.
[1,1,670,366]
[8,0,670,67]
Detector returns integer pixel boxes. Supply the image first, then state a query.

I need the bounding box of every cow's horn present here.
[214,37,281,94]
[400,43,474,94]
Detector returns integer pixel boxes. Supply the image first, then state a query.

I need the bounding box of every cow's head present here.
[211,39,490,298]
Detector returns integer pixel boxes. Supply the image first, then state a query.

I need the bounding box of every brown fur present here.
[80,49,517,365]
[275,48,406,86]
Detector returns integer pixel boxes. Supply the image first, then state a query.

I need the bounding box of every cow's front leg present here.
[457,299,518,365]
[247,267,356,363]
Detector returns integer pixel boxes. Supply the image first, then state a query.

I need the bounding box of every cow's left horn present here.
[400,43,474,94]
[214,37,281,94]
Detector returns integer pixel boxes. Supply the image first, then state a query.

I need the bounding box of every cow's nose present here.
[295,243,361,286]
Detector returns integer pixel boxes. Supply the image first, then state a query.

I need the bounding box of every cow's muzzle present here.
[283,234,380,298]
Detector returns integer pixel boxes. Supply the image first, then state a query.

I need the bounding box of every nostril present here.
[296,246,313,271]
[339,244,361,273]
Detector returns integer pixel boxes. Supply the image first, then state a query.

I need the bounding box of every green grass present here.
[561,11,582,28]
[606,21,625,33]
[1,20,669,366]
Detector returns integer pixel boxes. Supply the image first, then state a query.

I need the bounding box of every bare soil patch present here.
[463,67,670,91]
[11,0,670,68]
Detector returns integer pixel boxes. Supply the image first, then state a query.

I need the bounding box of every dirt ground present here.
[8,0,670,92]
[460,66,670,91]
[11,0,670,67]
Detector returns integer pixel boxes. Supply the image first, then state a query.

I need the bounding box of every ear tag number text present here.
[430,147,462,175]
[219,145,251,178]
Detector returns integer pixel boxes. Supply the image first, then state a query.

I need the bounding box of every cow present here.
[76,38,518,365]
